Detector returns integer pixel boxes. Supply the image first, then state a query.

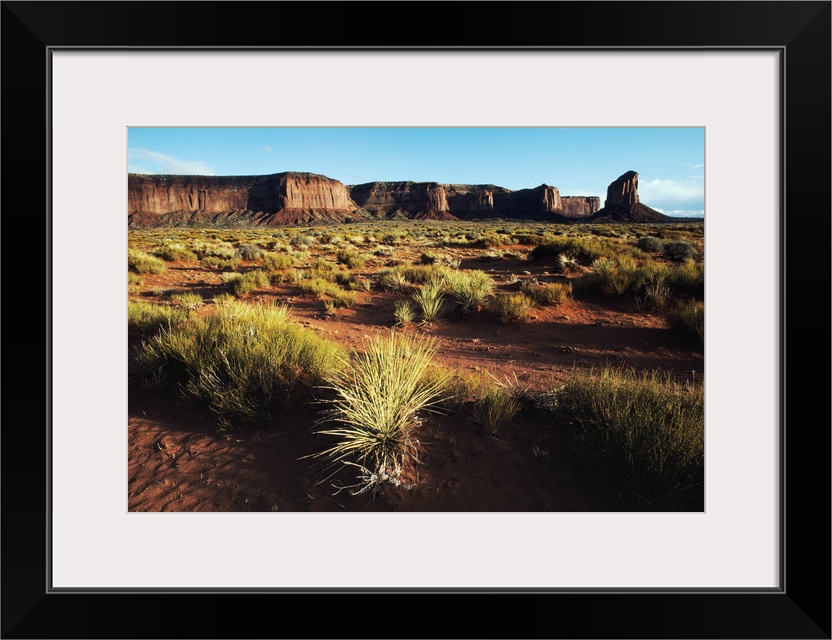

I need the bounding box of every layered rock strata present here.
[128,172,358,226]
[128,170,667,226]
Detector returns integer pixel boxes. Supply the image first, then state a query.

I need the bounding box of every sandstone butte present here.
[127,170,672,227]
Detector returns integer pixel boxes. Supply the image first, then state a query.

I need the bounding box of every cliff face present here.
[350,182,583,221]
[561,196,601,218]
[604,170,640,207]
[591,171,670,222]
[128,174,251,215]
[350,181,450,217]
[128,170,671,226]
[128,172,358,226]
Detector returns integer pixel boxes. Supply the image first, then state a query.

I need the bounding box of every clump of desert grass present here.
[299,278,358,309]
[128,272,143,295]
[528,237,614,264]
[128,300,190,334]
[128,249,166,275]
[554,366,704,510]
[212,293,235,306]
[378,268,409,291]
[489,292,534,322]
[311,331,450,493]
[444,270,495,314]
[471,373,523,435]
[192,240,236,260]
[200,256,241,271]
[666,299,704,346]
[152,242,197,262]
[260,252,294,271]
[222,270,270,297]
[336,249,370,269]
[169,292,203,310]
[520,281,572,306]
[133,301,343,427]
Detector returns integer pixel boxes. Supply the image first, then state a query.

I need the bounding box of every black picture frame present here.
[2,2,829,638]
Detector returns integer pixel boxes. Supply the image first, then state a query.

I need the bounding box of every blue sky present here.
[128,127,704,217]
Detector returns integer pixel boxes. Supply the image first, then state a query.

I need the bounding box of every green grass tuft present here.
[128,301,190,334]
[128,249,166,274]
[133,302,343,427]
[520,281,572,306]
[555,366,704,510]
[312,331,450,492]
[666,299,704,345]
[490,293,534,322]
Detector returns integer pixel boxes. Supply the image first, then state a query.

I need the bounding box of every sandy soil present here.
[128,245,703,512]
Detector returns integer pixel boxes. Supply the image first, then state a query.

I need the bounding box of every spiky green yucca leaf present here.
[316,332,450,482]
[412,282,445,323]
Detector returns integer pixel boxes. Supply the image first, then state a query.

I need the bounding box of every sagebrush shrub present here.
[664,241,695,262]
[235,243,263,260]
[636,236,664,253]
[261,252,294,271]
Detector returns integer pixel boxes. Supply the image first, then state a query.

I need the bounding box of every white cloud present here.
[127,148,215,175]
[263,145,272,153]
[639,177,703,208]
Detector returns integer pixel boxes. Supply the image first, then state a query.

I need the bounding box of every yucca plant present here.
[394,299,417,326]
[313,331,450,492]
[412,282,445,323]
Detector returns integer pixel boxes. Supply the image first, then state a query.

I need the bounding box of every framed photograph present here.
[4,1,829,638]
